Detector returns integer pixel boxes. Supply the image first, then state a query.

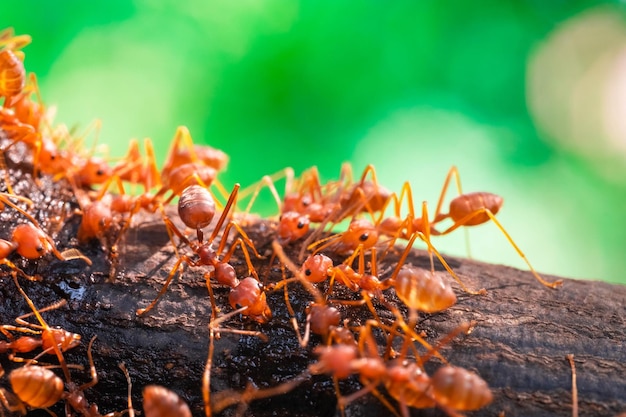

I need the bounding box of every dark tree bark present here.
[0,132,625,417]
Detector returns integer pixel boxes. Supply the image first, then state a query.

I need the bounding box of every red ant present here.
[10,73,47,131]
[310,319,491,417]
[428,166,562,289]
[152,127,230,206]
[0,297,80,365]
[0,200,91,279]
[137,184,269,324]
[112,137,161,191]
[335,163,392,220]
[9,275,129,416]
[160,125,229,180]
[8,221,92,266]
[9,273,81,376]
[242,164,388,248]
[308,206,483,295]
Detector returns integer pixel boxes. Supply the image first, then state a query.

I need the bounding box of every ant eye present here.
[305,269,312,276]
[36,245,44,252]
[359,233,369,242]
[297,221,305,229]
[96,169,104,176]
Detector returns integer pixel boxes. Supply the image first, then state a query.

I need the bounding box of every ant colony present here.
[0,27,565,417]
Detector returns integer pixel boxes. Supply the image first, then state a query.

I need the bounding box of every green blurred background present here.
[3,1,626,284]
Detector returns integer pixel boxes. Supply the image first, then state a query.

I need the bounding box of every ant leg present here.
[0,193,39,227]
[1,259,39,281]
[420,321,474,364]
[218,221,263,259]
[439,208,563,288]
[431,166,473,258]
[0,388,27,416]
[142,137,162,190]
[338,161,354,186]
[204,306,268,417]
[136,257,188,316]
[79,336,98,391]
[41,232,91,266]
[420,200,435,273]
[15,299,67,327]
[201,268,220,321]
[567,354,578,417]
[206,184,240,244]
[387,308,446,362]
[209,371,309,416]
[238,168,294,215]
[164,126,199,169]
[160,207,193,259]
[0,153,13,195]
[338,380,392,417]
[432,166,463,222]
[220,237,258,279]
[277,262,309,347]
[271,240,324,305]
[306,232,342,256]
[117,363,136,417]
[389,217,484,295]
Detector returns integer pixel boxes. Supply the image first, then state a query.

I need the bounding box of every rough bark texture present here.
[0,135,625,417]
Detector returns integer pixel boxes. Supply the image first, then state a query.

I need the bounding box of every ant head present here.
[277,211,310,244]
[76,157,112,187]
[343,219,378,251]
[301,254,333,283]
[228,278,271,323]
[12,223,50,259]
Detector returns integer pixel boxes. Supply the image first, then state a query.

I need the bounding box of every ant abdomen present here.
[143,385,192,417]
[10,366,64,409]
[449,191,503,225]
[431,365,493,411]
[393,267,457,313]
[178,185,216,231]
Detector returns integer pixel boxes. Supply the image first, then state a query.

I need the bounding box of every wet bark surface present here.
[0,133,625,417]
